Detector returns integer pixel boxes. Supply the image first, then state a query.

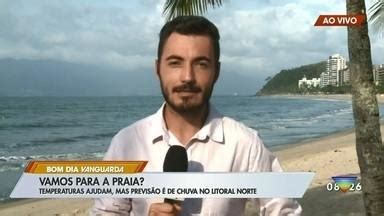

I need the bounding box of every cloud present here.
[205,0,352,77]
[0,0,163,71]
[0,0,382,79]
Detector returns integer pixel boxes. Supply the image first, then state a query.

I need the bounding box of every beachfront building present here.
[338,68,350,86]
[373,64,384,85]
[325,54,347,86]
[298,76,321,88]
[320,71,330,87]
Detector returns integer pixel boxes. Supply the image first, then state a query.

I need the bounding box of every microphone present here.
[163,145,188,204]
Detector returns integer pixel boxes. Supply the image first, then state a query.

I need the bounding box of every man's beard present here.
[159,80,213,114]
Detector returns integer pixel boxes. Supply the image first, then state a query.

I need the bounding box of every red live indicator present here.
[314,15,365,27]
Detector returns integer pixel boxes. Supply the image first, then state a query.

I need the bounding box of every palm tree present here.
[163,0,223,21]
[347,0,384,214]
[163,0,384,215]
[369,0,384,33]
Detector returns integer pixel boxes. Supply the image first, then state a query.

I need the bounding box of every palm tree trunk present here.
[347,0,384,215]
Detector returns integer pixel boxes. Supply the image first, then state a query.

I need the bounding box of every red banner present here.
[314,15,365,27]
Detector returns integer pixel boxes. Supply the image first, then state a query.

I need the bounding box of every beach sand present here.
[274,129,366,216]
[0,94,377,215]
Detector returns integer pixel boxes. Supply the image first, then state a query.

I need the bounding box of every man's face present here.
[157,32,219,113]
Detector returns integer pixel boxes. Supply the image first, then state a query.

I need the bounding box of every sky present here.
[0,0,383,82]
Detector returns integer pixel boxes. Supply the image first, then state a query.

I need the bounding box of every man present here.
[92,16,301,215]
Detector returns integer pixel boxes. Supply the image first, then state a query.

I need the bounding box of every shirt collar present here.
[151,102,224,144]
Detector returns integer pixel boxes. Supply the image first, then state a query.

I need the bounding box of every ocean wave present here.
[310,113,333,119]
[10,132,114,148]
[309,98,352,103]
[253,110,352,131]
[311,109,351,120]
[0,122,84,130]
[0,152,104,162]
[74,132,115,140]
[333,108,352,114]
[0,155,35,161]
[271,125,287,129]
[0,163,24,172]
[0,152,104,173]
[11,138,77,148]
[271,117,308,122]
[271,108,352,123]
[251,125,288,131]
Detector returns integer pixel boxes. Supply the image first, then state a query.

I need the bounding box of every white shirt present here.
[92,103,302,216]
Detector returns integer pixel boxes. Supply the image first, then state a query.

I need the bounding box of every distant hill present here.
[256,61,326,95]
[0,58,261,96]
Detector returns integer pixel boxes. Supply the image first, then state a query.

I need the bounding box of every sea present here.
[0,95,383,201]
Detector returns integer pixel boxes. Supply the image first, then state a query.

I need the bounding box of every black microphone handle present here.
[164,198,183,205]
[163,146,188,205]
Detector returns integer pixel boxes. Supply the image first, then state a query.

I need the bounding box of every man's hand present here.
[148,202,182,216]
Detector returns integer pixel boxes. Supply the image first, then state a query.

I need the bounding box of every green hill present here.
[256,61,326,95]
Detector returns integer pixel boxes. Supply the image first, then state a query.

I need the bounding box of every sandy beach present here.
[0,94,375,215]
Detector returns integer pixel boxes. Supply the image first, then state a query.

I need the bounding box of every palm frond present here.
[368,0,384,33]
[163,0,223,21]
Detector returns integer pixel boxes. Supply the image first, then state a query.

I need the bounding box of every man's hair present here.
[157,16,220,62]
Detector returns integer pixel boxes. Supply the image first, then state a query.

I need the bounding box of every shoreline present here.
[269,126,355,154]
[263,93,384,104]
